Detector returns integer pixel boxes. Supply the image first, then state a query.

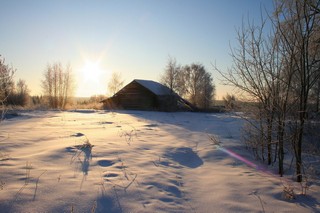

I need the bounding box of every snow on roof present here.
[134,79,173,95]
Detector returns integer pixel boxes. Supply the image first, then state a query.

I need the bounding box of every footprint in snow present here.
[159,197,174,203]
[103,172,119,178]
[98,160,116,167]
[71,132,85,137]
[145,182,182,198]
[99,121,114,125]
[144,124,158,128]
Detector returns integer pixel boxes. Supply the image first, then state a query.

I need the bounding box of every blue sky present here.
[0,0,274,98]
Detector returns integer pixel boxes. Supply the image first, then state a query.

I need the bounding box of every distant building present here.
[102,79,194,111]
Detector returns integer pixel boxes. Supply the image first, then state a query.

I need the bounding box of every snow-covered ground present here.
[0,110,319,212]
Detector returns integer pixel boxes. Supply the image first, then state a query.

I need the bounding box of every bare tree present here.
[213,5,299,176]
[160,56,182,95]
[199,71,215,109]
[108,72,124,96]
[180,63,215,109]
[0,55,15,121]
[223,93,237,110]
[41,62,74,109]
[217,16,280,166]
[215,0,320,182]
[0,56,15,104]
[273,0,320,182]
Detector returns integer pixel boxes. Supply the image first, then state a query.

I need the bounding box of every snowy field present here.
[0,110,319,212]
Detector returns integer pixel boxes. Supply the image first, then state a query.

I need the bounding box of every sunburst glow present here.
[76,60,109,97]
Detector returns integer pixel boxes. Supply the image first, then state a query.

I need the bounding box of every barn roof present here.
[134,79,173,96]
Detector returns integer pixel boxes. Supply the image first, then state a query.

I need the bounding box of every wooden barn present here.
[102,79,194,111]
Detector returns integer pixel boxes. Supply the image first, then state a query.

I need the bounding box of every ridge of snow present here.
[134,79,172,95]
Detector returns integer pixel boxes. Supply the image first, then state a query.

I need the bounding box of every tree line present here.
[0,58,74,110]
[0,52,217,116]
[1,53,215,111]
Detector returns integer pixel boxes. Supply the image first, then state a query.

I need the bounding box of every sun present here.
[77,60,108,97]
[81,61,102,83]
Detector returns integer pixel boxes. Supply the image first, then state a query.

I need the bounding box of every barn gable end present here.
[112,80,157,110]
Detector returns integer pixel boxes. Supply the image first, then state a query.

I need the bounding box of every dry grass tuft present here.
[282,181,295,200]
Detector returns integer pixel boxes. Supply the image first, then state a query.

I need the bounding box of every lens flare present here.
[216,146,277,179]
[219,147,257,168]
